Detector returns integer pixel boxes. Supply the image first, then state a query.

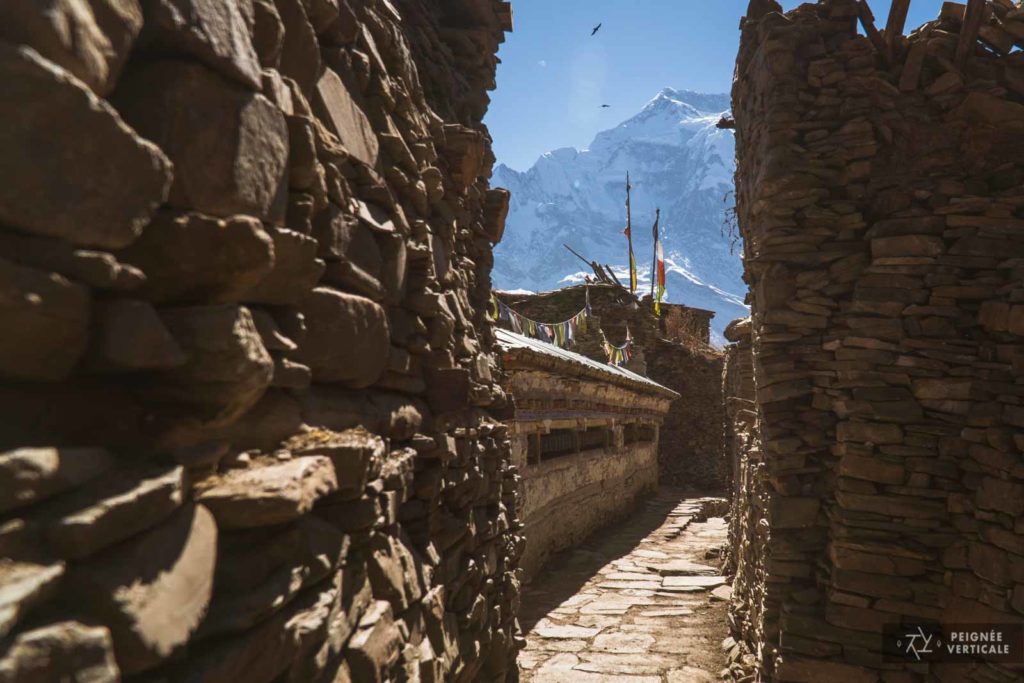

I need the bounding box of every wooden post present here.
[884,0,912,60]
[649,209,660,302]
[857,0,890,65]
[956,0,986,68]
[625,172,636,293]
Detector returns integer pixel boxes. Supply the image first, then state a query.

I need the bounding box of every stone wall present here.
[730,0,1024,680]
[497,329,674,578]
[0,1,521,682]
[660,302,715,347]
[501,284,727,491]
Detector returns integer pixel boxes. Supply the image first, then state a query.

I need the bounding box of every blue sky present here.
[486,0,946,171]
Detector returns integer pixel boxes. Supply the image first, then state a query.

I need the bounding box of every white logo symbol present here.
[897,626,937,661]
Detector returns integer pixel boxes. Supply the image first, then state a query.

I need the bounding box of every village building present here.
[499,283,727,491]
[495,328,677,577]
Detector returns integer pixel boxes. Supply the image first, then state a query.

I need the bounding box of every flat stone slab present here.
[597,581,662,591]
[638,608,695,618]
[592,632,655,654]
[643,559,719,576]
[710,585,733,602]
[662,576,727,590]
[533,620,602,639]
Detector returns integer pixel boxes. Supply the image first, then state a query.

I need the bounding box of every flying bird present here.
[591,23,602,36]
[601,104,611,108]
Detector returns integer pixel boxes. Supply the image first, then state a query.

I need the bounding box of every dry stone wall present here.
[498,330,675,578]
[501,284,727,491]
[730,0,1024,680]
[0,1,521,682]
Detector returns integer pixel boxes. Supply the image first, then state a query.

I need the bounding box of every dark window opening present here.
[539,429,577,459]
[579,426,609,451]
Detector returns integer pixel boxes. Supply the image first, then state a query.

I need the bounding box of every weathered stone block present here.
[198,516,345,637]
[838,453,905,485]
[871,235,944,258]
[976,477,1024,517]
[0,561,65,640]
[0,0,136,94]
[252,0,284,68]
[274,0,321,97]
[85,299,187,371]
[67,503,217,674]
[42,464,185,560]
[769,497,820,528]
[194,456,338,529]
[345,600,403,683]
[118,210,275,303]
[313,68,379,167]
[114,60,287,220]
[296,287,389,387]
[138,0,262,89]
[0,620,119,683]
[244,228,325,305]
[836,421,902,445]
[0,447,113,515]
[152,305,273,423]
[288,426,383,496]
[0,44,171,248]
[0,259,91,381]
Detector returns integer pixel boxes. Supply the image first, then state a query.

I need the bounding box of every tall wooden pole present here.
[956,0,986,68]
[650,208,660,301]
[625,172,635,293]
[885,0,912,60]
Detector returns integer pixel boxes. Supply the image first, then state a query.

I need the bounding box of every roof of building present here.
[495,328,679,399]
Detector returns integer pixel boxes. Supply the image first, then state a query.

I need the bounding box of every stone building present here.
[500,284,727,491]
[495,328,677,578]
[0,1,522,682]
[661,302,716,347]
[727,0,1024,680]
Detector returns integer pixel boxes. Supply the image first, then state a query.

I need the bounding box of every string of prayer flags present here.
[489,293,589,350]
[602,325,634,366]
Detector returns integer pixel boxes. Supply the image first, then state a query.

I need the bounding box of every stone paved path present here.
[517,490,731,683]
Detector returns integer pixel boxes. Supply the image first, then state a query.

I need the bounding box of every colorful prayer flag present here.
[652,210,665,315]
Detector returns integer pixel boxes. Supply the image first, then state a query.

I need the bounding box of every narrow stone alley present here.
[517,491,731,682]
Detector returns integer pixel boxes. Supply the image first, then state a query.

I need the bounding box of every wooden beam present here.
[857,0,890,65]
[884,0,912,59]
[955,0,987,68]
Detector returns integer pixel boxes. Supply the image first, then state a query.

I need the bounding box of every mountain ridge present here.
[491,88,747,344]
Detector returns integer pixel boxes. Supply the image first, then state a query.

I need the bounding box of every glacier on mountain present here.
[491,88,748,345]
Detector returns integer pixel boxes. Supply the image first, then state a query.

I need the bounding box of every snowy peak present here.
[649,89,730,115]
[491,88,747,345]
[591,90,727,151]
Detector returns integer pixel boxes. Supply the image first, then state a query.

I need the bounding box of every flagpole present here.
[650,208,659,302]
[625,172,635,293]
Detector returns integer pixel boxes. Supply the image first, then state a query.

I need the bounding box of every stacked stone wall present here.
[502,284,727,491]
[729,0,1024,680]
[0,1,520,682]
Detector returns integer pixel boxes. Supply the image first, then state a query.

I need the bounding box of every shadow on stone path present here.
[517,489,731,682]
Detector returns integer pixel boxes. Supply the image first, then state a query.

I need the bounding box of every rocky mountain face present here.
[492,88,747,344]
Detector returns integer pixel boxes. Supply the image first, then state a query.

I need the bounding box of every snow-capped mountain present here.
[491,88,748,345]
